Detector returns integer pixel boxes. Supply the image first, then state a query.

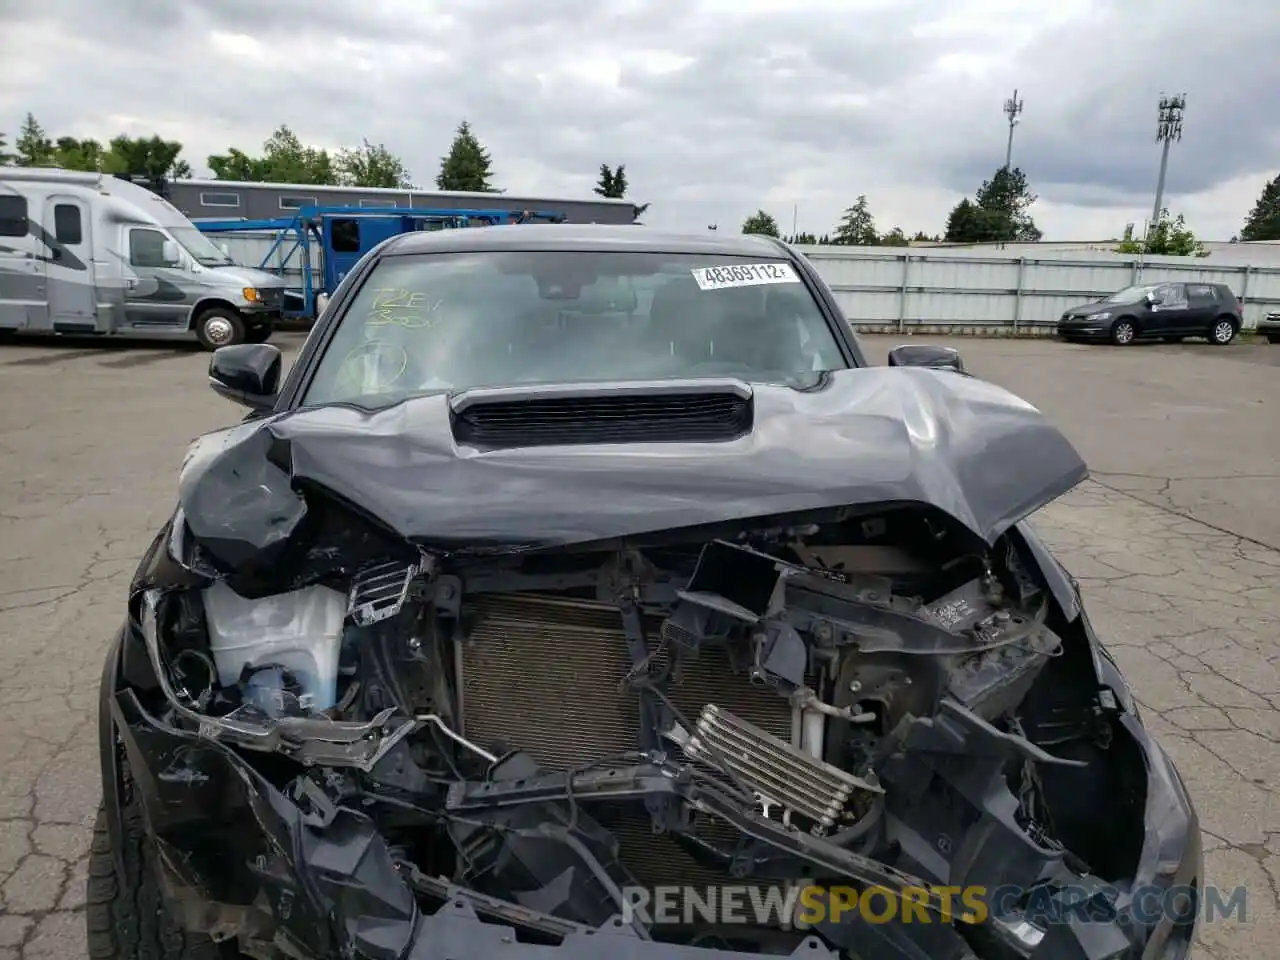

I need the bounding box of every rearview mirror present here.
[1145,291,1162,306]
[209,343,282,412]
[887,344,966,374]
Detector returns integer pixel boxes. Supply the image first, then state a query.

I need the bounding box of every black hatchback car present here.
[1057,281,1243,345]
[92,226,1201,960]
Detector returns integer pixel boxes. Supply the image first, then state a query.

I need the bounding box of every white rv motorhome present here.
[0,168,290,349]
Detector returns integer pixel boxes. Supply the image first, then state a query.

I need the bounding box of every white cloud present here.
[0,0,1275,241]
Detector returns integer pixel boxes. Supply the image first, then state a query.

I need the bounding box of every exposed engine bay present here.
[126,503,1151,960]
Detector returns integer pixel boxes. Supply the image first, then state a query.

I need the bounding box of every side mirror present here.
[209,343,282,412]
[161,239,181,266]
[887,344,966,374]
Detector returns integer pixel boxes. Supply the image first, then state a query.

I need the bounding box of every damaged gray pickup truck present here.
[91,226,1201,960]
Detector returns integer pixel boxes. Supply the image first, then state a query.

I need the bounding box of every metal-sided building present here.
[167,178,640,225]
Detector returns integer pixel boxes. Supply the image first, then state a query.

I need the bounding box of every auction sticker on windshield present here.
[692,262,801,291]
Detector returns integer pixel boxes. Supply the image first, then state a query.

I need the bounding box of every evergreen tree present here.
[0,131,13,166]
[15,113,54,166]
[1239,173,1280,242]
[594,163,627,198]
[830,196,879,245]
[944,166,1041,243]
[436,121,497,192]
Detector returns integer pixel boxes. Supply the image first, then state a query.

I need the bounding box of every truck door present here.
[120,225,190,330]
[0,191,48,331]
[323,216,402,292]
[43,195,97,332]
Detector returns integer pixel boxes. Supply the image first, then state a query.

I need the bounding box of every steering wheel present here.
[332,340,414,396]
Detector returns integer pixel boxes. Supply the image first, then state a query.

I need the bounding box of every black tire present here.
[192,307,245,352]
[1208,316,1237,346]
[1109,317,1138,345]
[87,800,232,960]
[245,326,273,344]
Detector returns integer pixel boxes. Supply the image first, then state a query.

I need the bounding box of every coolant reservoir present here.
[202,580,347,711]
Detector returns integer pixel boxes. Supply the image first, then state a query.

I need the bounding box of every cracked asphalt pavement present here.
[0,332,1276,960]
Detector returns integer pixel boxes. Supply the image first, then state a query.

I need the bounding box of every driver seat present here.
[647,276,716,363]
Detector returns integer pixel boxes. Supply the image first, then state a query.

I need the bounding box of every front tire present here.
[1209,316,1237,345]
[1110,317,1138,345]
[193,308,245,352]
[86,801,231,960]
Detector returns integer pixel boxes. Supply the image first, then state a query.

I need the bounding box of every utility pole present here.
[1151,93,1186,227]
[1003,89,1023,169]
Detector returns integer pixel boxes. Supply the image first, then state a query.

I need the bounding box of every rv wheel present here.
[194,308,245,351]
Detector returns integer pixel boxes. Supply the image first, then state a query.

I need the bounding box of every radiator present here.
[456,593,807,897]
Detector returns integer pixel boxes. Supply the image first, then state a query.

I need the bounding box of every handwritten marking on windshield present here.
[365,288,444,329]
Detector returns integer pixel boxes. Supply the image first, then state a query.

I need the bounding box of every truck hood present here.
[205,263,289,288]
[177,366,1088,570]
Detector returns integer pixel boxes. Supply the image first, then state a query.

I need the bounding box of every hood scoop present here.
[449,379,755,449]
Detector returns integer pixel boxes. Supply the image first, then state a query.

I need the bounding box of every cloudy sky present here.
[2,0,1277,241]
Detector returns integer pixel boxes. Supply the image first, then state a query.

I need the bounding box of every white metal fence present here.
[212,231,1280,332]
[801,245,1280,332]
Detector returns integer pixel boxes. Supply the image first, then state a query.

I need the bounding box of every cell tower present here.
[1151,93,1186,225]
[1003,89,1024,169]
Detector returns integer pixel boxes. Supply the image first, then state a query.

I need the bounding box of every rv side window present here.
[279,196,317,211]
[54,205,83,245]
[331,219,360,253]
[0,196,27,237]
[129,228,176,268]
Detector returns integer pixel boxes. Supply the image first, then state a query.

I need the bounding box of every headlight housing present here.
[1086,311,1112,321]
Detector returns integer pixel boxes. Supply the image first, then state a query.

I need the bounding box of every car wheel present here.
[193,308,245,352]
[86,800,234,960]
[245,326,273,344]
[1110,318,1138,345]
[1209,317,1237,345]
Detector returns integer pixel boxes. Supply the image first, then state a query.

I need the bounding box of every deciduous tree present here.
[209,125,335,184]
[103,134,190,178]
[741,210,780,237]
[336,139,411,188]
[1114,209,1207,257]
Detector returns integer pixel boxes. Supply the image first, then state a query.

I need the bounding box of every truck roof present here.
[384,223,790,257]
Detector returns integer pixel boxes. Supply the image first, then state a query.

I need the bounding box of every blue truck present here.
[195,205,568,320]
